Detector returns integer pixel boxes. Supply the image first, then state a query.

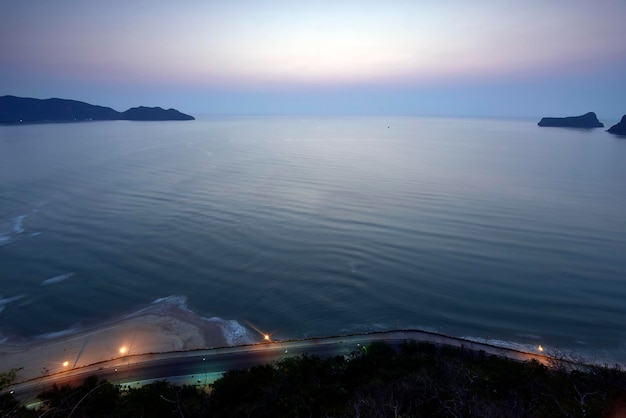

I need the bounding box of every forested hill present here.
[0,95,194,123]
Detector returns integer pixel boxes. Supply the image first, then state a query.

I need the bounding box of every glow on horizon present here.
[2,1,625,88]
[1,0,625,116]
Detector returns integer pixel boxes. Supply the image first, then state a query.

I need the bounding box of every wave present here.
[0,296,24,340]
[41,272,74,286]
[19,295,255,349]
[461,335,623,365]
[0,214,24,246]
[0,295,24,313]
[127,295,255,346]
[125,295,194,318]
[203,317,255,346]
[37,327,82,340]
[150,295,194,313]
[13,214,26,234]
[147,295,255,345]
[0,213,34,246]
[462,336,543,353]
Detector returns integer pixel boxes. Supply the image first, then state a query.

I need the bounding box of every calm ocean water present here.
[1,116,625,362]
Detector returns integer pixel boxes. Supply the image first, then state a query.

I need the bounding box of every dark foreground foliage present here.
[2,341,626,417]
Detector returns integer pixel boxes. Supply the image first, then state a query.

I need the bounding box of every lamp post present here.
[202,357,207,387]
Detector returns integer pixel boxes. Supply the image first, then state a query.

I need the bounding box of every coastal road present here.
[5,330,550,405]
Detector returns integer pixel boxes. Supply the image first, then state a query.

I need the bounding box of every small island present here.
[537,112,603,128]
[607,115,626,135]
[0,95,194,124]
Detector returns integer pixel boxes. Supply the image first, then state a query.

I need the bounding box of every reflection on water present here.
[1,116,625,363]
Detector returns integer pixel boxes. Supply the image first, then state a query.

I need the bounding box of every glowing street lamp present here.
[119,346,127,355]
[245,321,275,343]
[202,357,207,386]
[537,345,544,353]
[62,361,69,367]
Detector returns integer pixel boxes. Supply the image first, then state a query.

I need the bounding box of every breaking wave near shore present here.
[1,295,256,350]
[144,295,256,347]
[0,292,259,352]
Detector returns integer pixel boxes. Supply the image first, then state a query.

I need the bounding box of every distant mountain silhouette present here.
[537,112,603,128]
[0,95,194,124]
[607,115,626,135]
[120,106,194,121]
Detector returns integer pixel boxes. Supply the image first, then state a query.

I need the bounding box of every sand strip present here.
[0,306,231,383]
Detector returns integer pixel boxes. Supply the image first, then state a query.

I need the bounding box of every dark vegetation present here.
[0,95,194,123]
[608,115,626,135]
[537,112,604,128]
[2,341,626,417]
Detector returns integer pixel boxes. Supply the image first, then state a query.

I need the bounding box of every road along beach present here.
[0,302,233,383]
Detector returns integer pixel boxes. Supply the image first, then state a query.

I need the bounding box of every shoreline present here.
[0,309,582,387]
[0,304,237,383]
[2,296,622,385]
[2,300,623,385]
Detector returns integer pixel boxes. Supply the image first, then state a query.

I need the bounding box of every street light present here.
[62,361,69,367]
[119,346,127,355]
[202,357,207,387]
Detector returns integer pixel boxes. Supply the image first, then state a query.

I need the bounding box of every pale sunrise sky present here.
[1,0,625,117]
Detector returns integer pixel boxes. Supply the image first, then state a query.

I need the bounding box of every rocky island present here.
[607,115,626,135]
[537,112,603,128]
[0,95,194,124]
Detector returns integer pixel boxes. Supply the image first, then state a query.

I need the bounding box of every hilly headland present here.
[0,95,194,124]
[537,112,604,128]
[607,115,626,135]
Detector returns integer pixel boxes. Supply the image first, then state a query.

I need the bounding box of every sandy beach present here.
[0,304,236,384]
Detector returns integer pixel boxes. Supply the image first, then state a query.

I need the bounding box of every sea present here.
[1,116,625,363]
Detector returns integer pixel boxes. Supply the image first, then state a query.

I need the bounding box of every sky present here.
[1,0,626,118]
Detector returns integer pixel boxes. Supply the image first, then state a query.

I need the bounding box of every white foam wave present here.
[204,317,255,346]
[0,295,24,318]
[41,272,74,286]
[0,295,24,308]
[126,295,254,346]
[125,295,193,319]
[0,213,28,246]
[151,295,190,310]
[37,327,81,340]
[462,336,544,354]
[13,214,26,234]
